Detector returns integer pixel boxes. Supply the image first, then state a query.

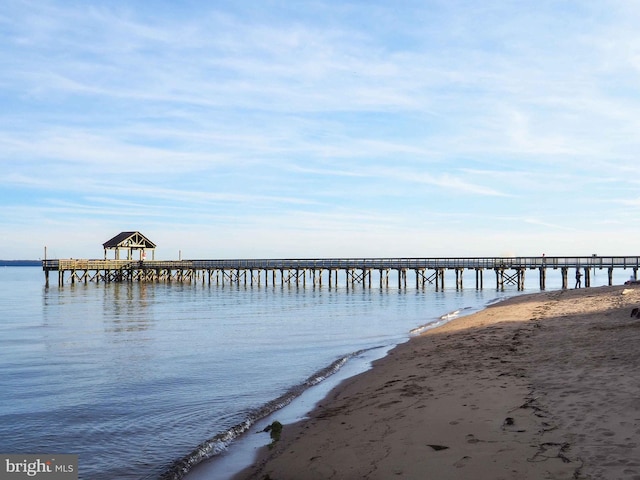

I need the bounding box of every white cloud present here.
[2,0,640,258]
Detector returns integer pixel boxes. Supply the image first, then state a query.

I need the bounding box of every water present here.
[0,266,630,479]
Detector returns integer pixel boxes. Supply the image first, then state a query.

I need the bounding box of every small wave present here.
[409,321,442,335]
[159,348,376,480]
[439,309,461,320]
[409,308,469,336]
[485,296,506,306]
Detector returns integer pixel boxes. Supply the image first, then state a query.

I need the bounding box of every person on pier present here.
[575,268,583,288]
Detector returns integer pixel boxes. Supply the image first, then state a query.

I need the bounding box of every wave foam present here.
[409,308,463,336]
[159,349,374,479]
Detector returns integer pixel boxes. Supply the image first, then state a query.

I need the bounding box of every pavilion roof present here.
[103,231,156,249]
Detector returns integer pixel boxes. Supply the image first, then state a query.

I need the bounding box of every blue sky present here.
[2,0,640,259]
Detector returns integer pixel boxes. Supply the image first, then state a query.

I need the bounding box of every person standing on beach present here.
[575,268,583,288]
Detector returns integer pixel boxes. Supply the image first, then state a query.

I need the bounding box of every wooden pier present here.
[42,256,640,290]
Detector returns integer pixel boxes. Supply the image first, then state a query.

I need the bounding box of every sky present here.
[2,0,640,260]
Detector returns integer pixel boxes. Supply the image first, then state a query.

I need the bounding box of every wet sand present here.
[236,285,640,480]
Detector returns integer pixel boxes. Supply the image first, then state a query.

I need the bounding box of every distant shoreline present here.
[0,260,41,266]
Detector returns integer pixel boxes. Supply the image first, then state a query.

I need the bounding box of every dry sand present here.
[236,285,640,480]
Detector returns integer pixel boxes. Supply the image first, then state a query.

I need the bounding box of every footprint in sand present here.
[453,456,471,468]
[502,416,526,433]
[427,444,449,451]
[466,434,480,444]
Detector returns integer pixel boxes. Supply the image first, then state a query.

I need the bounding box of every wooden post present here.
[379,269,388,288]
[43,247,49,288]
[561,267,568,289]
[475,268,483,289]
[539,267,546,290]
[397,269,406,289]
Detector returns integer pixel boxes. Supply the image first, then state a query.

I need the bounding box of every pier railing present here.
[190,256,640,269]
[43,256,640,271]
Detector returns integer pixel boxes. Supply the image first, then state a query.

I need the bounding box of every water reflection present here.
[102,282,153,334]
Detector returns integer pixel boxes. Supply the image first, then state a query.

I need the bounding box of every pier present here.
[42,256,640,290]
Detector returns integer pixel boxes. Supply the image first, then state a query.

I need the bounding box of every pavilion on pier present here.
[103,231,156,261]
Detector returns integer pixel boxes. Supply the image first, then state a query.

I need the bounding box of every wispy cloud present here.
[2,0,640,258]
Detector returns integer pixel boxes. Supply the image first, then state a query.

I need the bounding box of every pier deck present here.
[42,256,640,290]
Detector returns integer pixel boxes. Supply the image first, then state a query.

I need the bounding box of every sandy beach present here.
[236,285,640,480]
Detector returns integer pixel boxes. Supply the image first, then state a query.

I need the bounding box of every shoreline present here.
[184,294,494,480]
[235,285,640,479]
[183,343,400,480]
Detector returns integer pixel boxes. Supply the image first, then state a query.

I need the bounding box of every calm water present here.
[0,266,628,479]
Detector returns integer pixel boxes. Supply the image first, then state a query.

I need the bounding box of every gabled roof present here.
[103,231,156,249]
